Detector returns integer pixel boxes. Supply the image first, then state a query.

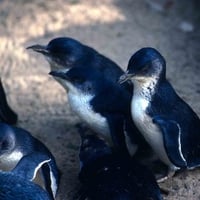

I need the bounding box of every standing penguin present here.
[76,131,162,200]
[119,47,200,179]
[0,79,17,124]
[0,122,60,199]
[49,67,147,156]
[0,152,52,200]
[27,37,150,157]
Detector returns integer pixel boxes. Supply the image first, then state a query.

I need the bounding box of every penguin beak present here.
[49,70,68,80]
[26,45,49,55]
[118,71,135,84]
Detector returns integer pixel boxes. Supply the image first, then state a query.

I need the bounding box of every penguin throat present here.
[46,56,71,71]
[133,76,158,100]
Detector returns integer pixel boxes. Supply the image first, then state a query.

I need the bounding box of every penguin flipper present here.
[12,152,51,181]
[0,79,18,124]
[153,116,187,168]
[106,114,129,155]
[41,159,60,199]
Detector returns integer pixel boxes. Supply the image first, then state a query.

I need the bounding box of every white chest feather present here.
[68,92,111,143]
[0,151,23,171]
[53,70,110,140]
[131,79,174,167]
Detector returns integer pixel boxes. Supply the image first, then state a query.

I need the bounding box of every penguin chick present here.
[119,47,200,179]
[0,122,60,199]
[0,152,52,200]
[76,132,162,200]
[0,79,17,124]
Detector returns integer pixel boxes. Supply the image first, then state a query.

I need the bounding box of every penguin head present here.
[49,67,102,95]
[27,37,94,70]
[119,47,166,84]
[0,123,15,156]
[79,132,112,169]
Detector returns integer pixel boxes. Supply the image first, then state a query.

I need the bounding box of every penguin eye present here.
[0,140,9,150]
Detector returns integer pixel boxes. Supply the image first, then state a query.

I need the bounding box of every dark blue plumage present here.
[148,79,200,168]
[152,117,187,168]
[27,37,150,157]
[120,47,200,174]
[0,79,17,124]
[0,123,60,199]
[49,67,146,156]
[0,152,51,200]
[76,132,162,200]
[27,37,131,87]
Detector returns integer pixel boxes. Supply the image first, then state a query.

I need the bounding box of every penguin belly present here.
[131,96,177,170]
[68,92,112,144]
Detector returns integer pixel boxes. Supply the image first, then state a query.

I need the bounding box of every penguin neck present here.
[132,76,159,101]
[47,60,71,91]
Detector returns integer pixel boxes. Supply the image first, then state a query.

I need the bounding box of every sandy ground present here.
[0,0,200,199]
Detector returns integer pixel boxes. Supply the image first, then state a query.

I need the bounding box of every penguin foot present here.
[157,169,175,183]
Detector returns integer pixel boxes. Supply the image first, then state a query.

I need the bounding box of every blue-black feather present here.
[0,79,17,124]
[77,134,162,200]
